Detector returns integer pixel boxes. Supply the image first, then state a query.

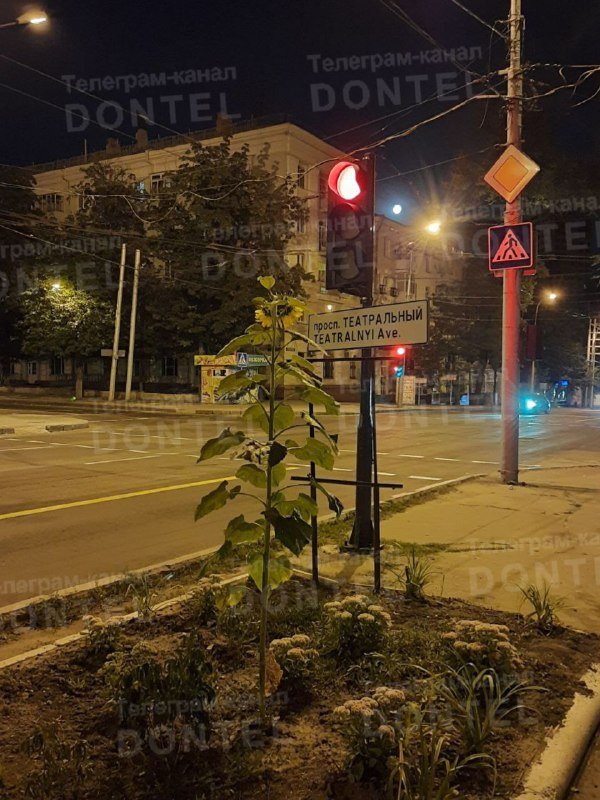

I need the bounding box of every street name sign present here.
[488,222,534,271]
[308,300,429,352]
[484,145,540,203]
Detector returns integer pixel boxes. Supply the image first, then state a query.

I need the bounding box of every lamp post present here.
[0,11,48,29]
[530,291,558,393]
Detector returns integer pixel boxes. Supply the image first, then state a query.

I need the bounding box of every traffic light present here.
[325,158,375,298]
[395,365,405,378]
[392,345,406,377]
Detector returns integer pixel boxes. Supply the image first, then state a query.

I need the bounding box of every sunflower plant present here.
[195,275,343,722]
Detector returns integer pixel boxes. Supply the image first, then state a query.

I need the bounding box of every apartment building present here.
[14,115,459,401]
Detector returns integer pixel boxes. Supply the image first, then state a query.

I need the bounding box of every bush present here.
[81,615,121,660]
[442,620,523,674]
[269,634,319,691]
[333,686,406,782]
[102,634,215,741]
[185,579,219,627]
[519,582,563,633]
[324,595,392,661]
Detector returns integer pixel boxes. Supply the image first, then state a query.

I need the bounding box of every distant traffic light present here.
[395,364,405,378]
[325,158,374,298]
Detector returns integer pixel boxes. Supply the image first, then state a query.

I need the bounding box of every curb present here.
[45,422,89,432]
[515,663,600,800]
[0,427,15,435]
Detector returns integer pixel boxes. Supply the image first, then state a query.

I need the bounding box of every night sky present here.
[1,0,598,216]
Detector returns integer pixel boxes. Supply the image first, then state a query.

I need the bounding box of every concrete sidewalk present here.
[300,465,600,634]
[0,412,89,435]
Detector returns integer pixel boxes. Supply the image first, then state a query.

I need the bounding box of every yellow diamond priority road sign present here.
[484,145,540,203]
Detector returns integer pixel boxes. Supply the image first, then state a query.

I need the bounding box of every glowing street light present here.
[425,220,442,235]
[51,281,61,291]
[392,203,403,216]
[0,10,48,29]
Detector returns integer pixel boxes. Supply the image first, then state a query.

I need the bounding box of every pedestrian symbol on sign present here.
[492,230,529,263]
[236,352,249,368]
[488,222,534,272]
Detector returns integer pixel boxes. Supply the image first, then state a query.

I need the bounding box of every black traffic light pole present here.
[348,315,375,550]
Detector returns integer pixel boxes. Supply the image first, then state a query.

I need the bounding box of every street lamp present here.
[51,281,61,291]
[530,290,559,392]
[0,10,48,29]
[392,203,403,216]
[425,220,442,235]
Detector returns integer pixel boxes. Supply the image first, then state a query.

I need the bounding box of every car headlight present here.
[525,399,537,410]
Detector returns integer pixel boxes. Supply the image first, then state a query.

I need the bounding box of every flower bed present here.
[0,577,597,800]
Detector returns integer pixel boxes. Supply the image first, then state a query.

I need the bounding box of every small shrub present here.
[125,574,157,620]
[269,634,319,691]
[384,548,439,601]
[103,634,215,742]
[333,686,407,782]
[438,665,535,753]
[24,721,89,799]
[442,620,523,674]
[29,595,70,629]
[389,702,495,799]
[82,615,121,659]
[519,582,563,633]
[185,579,219,627]
[324,595,392,661]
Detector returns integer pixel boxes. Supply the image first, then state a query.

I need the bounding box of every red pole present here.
[500,0,523,485]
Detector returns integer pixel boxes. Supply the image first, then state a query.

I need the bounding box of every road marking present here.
[434,457,460,461]
[409,475,443,481]
[339,449,389,455]
[471,460,498,464]
[378,471,396,476]
[397,454,424,459]
[85,454,164,465]
[332,467,353,472]
[0,475,238,521]
[0,446,52,453]
[27,440,45,443]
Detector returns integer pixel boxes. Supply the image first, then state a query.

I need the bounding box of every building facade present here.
[10,116,460,401]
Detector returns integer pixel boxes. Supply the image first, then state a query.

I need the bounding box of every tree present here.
[149,138,310,354]
[19,279,113,398]
[0,165,38,378]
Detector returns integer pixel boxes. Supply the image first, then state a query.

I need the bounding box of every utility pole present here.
[108,244,127,402]
[125,249,141,402]
[500,0,523,484]
[587,316,599,408]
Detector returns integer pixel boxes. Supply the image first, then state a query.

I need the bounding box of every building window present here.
[295,212,306,234]
[296,164,306,189]
[39,193,63,213]
[349,360,357,380]
[162,356,178,377]
[27,361,37,376]
[50,356,65,376]
[323,360,334,380]
[318,220,327,252]
[150,173,170,194]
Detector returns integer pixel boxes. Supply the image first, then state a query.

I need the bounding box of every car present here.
[519,393,551,415]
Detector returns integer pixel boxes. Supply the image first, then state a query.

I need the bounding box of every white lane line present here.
[27,440,46,443]
[378,471,396,476]
[397,454,425,458]
[434,457,461,461]
[471,460,498,464]
[0,446,53,452]
[409,475,443,481]
[85,454,162,465]
[339,449,389,455]
[332,467,353,472]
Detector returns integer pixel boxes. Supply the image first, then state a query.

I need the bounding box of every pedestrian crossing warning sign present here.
[488,222,534,271]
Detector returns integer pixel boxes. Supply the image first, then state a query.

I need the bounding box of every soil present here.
[0,580,597,800]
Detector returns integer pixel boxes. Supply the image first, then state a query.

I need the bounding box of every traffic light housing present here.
[395,365,405,378]
[325,158,375,298]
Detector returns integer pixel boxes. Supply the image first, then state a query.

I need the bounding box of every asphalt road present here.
[0,403,598,605]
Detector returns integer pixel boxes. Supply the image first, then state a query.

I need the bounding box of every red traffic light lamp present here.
[325,157,374,298]
[328,161,364,201]
[396,346,406,356]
